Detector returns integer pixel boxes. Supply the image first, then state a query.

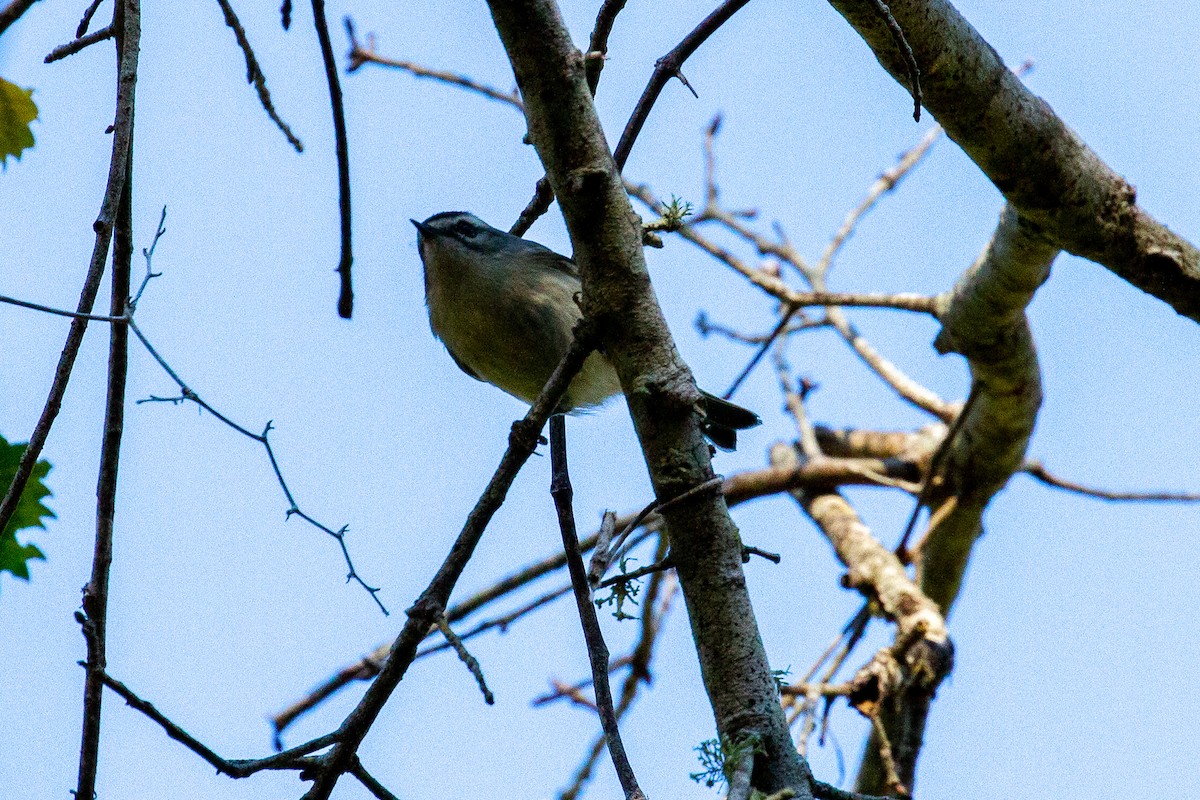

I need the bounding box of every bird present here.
[412,211,760,450]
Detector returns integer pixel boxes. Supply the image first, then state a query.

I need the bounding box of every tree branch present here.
[826,0,1200,322]
[857,205,1057,795]
[297,325,596,799]
[550,416,646,800]
[0,0,138,539]
[0,0,39,36]
[311,0,354,318]
[483,1,812,794]
[76,7,139,795]
[612,0,752,171]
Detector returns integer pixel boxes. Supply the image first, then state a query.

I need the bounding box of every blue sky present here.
[2,1,1198,798]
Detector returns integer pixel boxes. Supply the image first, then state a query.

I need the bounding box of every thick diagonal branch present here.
[484,1,812,795]
[826,0,1200,322]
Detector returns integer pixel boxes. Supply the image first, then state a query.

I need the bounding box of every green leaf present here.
[0,434,54,587]
[0,77,38,167]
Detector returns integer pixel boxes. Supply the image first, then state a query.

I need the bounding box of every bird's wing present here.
[523,241,580,280]
[446,346,485,382]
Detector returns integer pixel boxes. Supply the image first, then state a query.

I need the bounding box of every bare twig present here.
[99,669,337,777]
[0,0,39,36]
[612,0,753,171]
[511,0,634,235]
[297,326,597,800]
[869,714,907,796]
[0,0,138,541]
[348,759,402,800]
[274,451,917,736]
[597,555,674,590]
[417,583,572,660]
[742,545,781,564]
[774,352,821,458]
[345,19,523,109]
[311,0,353,318]
[128,320,387,613]
[435,611,495,705]
[779,681,853,699]
[44,24,113,62]
[815,125,942,276]
[865,0,921,121]
[76,0,104,36]
[585,0,629,92]
[560,556,675,800]
[894,384,979,559]
[828,0,1200,322]
[1022,461,1200,503]
[696,310,830,345]
[510,177,555,237]
[550,416,647,800]
[0,294,125,323]
[76,7,138,790]
[214,0,304,152]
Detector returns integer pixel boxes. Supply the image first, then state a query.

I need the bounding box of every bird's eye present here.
[453,220,479,238]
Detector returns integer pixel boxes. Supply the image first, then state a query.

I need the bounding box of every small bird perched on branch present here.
[413,211,760,450]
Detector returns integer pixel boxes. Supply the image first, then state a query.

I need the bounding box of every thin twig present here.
[99,669,338,777]
[584,0,629,92]
[417,584,572,660]
[696,310,829,344]
[77,13,137,787]
[348,759,402,800]
[0,293,125,322]
[510,177,555,237]
[594,477,723,582]
[587,511,618,586]
[774,351,821,458]
[345,19,523,109]
[44,24,113,62]
[539,679,600,712]
[531,655,632,706]
[560,568,674,800]
[274,448,912,736]
[1022,461,1200,502]
[130,206,167,310]
[0,0,39,36]
[298,327,598,800]
[742,545,781,564]
[869,714,908,796]
[214,0,303,152]
[550,416,647,800]
[612,0,753,172]
[815,125,942,276]
[128,319,388,613]
[779,681,853,699]
[76,0,104,36]
[894,383,980,559]
[0,0,137,541]
[597,555,674,590]
[677,119,950,415]
[311,0,353,318]
[435,611,495,705]
[513,0,632,235]
[866,0,921,121]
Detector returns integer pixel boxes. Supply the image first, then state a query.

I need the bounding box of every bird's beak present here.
[411,218,434,238]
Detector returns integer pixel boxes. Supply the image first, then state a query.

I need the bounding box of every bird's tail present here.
[699,390,761,451]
